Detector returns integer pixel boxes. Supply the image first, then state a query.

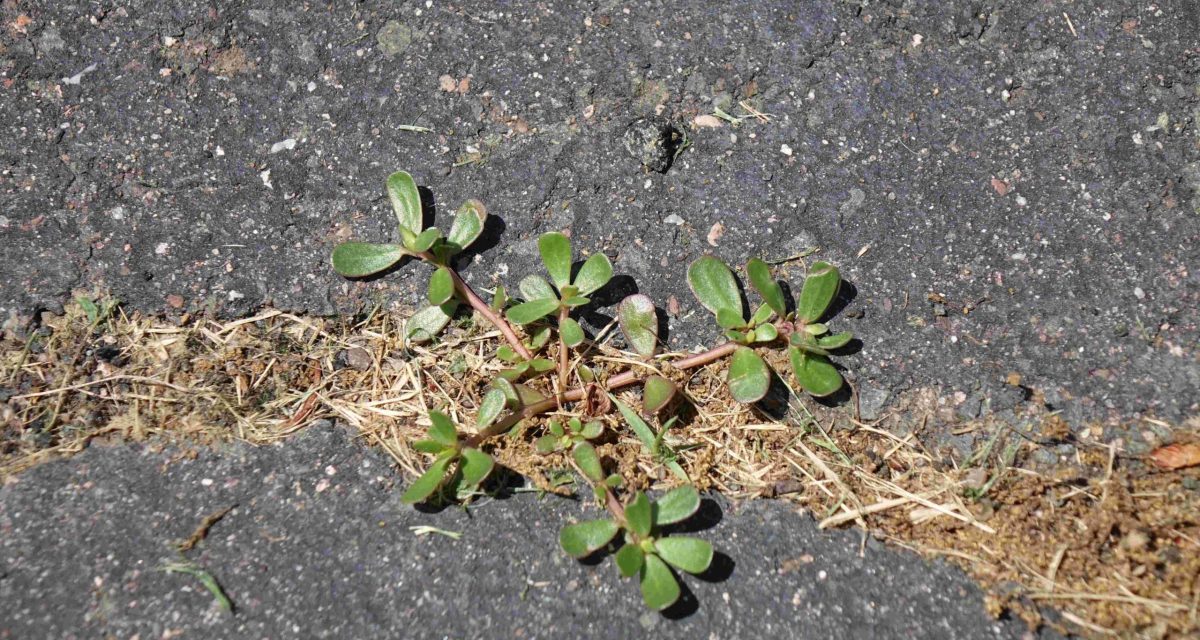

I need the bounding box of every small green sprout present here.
[687,256,850,402]
[536,417,605,453]
[507,231,612,332]
[331,170,490,345]
[612,396,688,481]
[402,411,495,504]
[76,294,119,329]
[494,327,556,381]
[559,485,712,611]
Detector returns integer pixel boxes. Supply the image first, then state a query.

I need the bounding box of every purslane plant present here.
[332,171,855,611]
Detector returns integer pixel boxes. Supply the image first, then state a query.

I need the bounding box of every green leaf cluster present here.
[536,417,604,453]
[331,171,492,345]
[559,486,712,611]
[506,233,612,339]
[687,256,851,401]
[613,396,688,482]
[401,411,495,504]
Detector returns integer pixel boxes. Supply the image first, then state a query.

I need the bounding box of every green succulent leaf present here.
[492,377,519,406]
[410,227,441,253]
[754,323,779,343]
[817,331,853,350]
[580,420,604,440]
[513,384,546,407]
[427,411,458,448]
[562,296,590,308]
[536,435,560,453]
[400,453,454,504]
[538,232,573,289]
[403,301,457,344]
[625,492,653,538]
[750,302,775,327]
[560,519,620,558]
[446,199,487,251]
[497,366,527,382]
[616,543,646,578]
[642,376,677,415]
[804,322,828,335]
[428,267,455,305]
[716,307,747,330]
[574,253,613,295]
[572,442,605,482]
[411,439,446,454]
[604,473,624,488]
[458,447,494,488]
[387,171,423,234]
[617,294,658,357]
[790,332,831,356]
[724,329,750,343]
[519,275,558,302]
[654,536,713,574]
[549,420,566,437]
[789,347,843,397]
[746,258,786,316]
[666,460,689,482]
[528,358,556,372]
[727,346,770,404]
[560,317,585,347]
[652,485,701,526]
[687,256,743,321]
[495,346,518,362]
[506,298,561,325]
[476,388,506,430]
[528,326,553,350]
[797,261,840,324]
[331,242,407,277]
[491,284,508,311]
[613,397,657,453]
[640,554,681,611]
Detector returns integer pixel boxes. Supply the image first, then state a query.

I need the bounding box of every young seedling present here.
[559,481,713,611]
[331,171,532,359]
[507,232,613,388]
[612,396,688,481]
[402,411,496,503]
[688,256,850,402]
[536,417,605,453]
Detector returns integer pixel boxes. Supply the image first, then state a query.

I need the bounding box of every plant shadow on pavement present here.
[660,498,734,619]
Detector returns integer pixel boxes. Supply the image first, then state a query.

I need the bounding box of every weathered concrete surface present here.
[3,1,1197,427]
[0,425,1036,639]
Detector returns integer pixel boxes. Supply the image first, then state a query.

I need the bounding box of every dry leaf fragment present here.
[439,74,470,94]
[990,176,1010,196]
[1149,443,1200,470]
[706,222,725,247]
[692,114,723,128]
[10,14,32,35]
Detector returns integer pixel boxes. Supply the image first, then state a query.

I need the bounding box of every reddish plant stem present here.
[556,306,570,391]
[568,459,627,523]
[427,255,533,361]
[465,341,739,447]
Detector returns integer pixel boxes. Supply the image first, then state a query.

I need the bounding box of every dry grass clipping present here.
[2,299,1197,638]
